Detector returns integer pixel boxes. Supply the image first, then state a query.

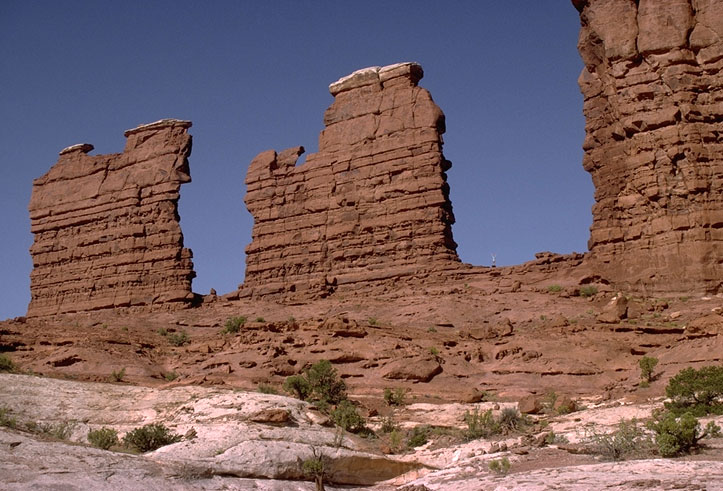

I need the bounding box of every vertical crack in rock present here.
[576,0,723,294]
[27,119,196,317]
[242,62,460,298]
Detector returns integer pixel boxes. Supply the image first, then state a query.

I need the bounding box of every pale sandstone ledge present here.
[59,143,94,155]
[123,118,192,137]
[328,61,424,95]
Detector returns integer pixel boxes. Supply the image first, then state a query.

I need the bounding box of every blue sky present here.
[0,1,591,320]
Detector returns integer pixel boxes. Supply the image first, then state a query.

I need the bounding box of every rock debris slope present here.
[242,62,460,298]
[27,119,196,317]
[575,0,723,294]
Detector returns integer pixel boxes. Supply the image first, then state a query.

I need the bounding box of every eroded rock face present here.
[243,62,459,297]
[575,0,723,293]
[27,119,195,317]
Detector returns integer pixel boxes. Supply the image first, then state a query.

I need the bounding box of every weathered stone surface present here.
[242,62,459,298]
[575,0,723,294]
[27,119,195,317]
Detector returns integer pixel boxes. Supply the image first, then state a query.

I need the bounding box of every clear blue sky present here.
[0,1,591,320]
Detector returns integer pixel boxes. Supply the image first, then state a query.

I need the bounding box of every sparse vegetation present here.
[488,457,510,475]
[427,326,437,333]
[407,425,430,448]
[283,375,312,400]
[545,430,569,445]
[579,285,598,297]
[380,414,399,434]
[88,427,119,450]
[547,284,562,293]
[383,387,407,406]
[255,317,265,323]
[639,356,658,385]
[122,423,182,452]
[163,371,179,382]
[647,410,721,457]
[168,330,189,347]
[0,406,17,429]
[464,406,527,441]
[221,316,246,335]
[330,400,366,434]
[429,346,440,356]
[586,418,655,461]
[497,407,527,434]
[27,420,76,441]
[664,365,723,416]
[302,447,327,491]
[110,367,126,382]
[257,383,279,395]
[368,317,379,326]
[0,353,17,372]
[157,327,168,336]
[283,360,348,413]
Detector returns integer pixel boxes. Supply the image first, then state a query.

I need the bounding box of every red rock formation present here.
[575,0,723,294]
[243,62,459,297]
[27,119,195,317]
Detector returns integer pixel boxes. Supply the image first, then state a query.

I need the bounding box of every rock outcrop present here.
[243,62,459,297]
[27,119,195,317]
[575,0,723,293]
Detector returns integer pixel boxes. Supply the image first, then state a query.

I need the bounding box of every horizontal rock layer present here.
[242,62,460,297]
[577,0,723,293]
[27,119,195,317]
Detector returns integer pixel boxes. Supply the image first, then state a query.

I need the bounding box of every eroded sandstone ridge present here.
[243,62,459,297]
[575,0,723,293]
[27,119,195,317]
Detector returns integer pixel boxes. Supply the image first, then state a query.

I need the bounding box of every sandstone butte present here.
[27,119,195,317]
[25,0,723,318]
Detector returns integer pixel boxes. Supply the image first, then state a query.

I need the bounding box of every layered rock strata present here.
[27,119,195,317]
[575,0,723,293]
[243,62,459,297]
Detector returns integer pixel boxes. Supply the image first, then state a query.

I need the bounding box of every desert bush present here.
[407,425,430,448]
[0,353,16,372]
[168,330,189,347]
[221,316,246,335]
[306,360,347,405]
[257,383,278,395]
[88,427,119,450]
[0,406,17,429]
[122,423,182,452]
[163,371,179,382]
[545,430,569,445]
[380,414,399,434]
[664,366,723,416]
[302,447,327,491]
[547,284,562,293]
[383,387,407,406]
[497,407,527,434]
[110,368,126,383]
[639,356,658,384]
[579,285,598,297]
[488,457,510,475]
[647,410,721,457]
[464,407,500,440]
[330,400,366,434]
[255,317,265,323]
[27,421,75,440]
[283,375,312,401]
[586,419,655,461]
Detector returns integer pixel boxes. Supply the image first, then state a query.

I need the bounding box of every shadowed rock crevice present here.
[27,119,196,317]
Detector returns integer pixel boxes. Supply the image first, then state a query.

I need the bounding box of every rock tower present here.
[243,62,459,297]
[575,0,723,293]
[27,119,195,317]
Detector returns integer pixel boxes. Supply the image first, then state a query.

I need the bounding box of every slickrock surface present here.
[27,119,196,317]
[243,62,459,298]
[575,0,723,294]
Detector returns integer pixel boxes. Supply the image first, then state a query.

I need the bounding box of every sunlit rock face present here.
[28,119,196,317]
[575,0,723,294]
[242,62,459,298]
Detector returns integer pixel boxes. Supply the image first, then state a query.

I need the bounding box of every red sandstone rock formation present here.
[243,62,459,297]
[575,0,723,294]
[27,119,196,317]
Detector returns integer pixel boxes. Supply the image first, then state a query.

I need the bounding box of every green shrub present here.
[488,457,510,475]
[647,410,721,457]
[302,448,326,491]
[0,354,16,372]
[429,346,440,356]
[579,285,598,297]
[163,371,178,382]
[306,360,347,405]
[283,375,312,400]
[257,383,278,395]
[498,407,527,434]
[221,316,246,335]
[586,419,655,461]
[157,328,168,337]
[255,317,265,323]
[545,430,569,445]
[168,330,189,347]
[88,427,119,450]
[380,414,399,434]
[110,368,126,383]
[122,423,182,452]
[639,356,658,384]
[464,407,500,440]
[368,317,379,326]
[407,425,430,448]
[330,400,366,434]
[664,366,723,416]
[27,421,75,440]
[0,406,17,429]
[383,388,406,406]
[547,284,562,293]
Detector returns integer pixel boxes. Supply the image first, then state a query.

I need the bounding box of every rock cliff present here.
[27,119,195,317]
[242,62,459,297]
[575,0,723,293]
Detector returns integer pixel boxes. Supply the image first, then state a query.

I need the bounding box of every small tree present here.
[283,375,312,401]
[306,360,347,405]
[302,447,327,491]
[330,400,365,434]
[647,410,721,457]
[665,366,723,415]
[639,356,658,385]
